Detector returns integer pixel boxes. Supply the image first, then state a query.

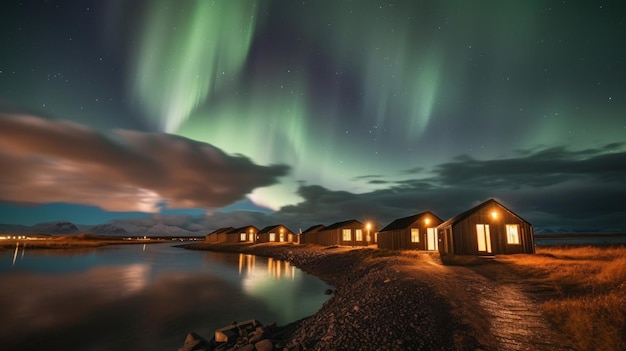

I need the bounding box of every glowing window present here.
[240,233,247,241]
[506,224,520,244]
[411,228,420,242]
[279,233,285,242]
[269,233,276,242]
[356,229,363,241]
[342,229,351,241]
[476,224,492,252]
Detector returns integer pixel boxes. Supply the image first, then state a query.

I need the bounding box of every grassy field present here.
[498,246,626,351]
[0,233,164,250]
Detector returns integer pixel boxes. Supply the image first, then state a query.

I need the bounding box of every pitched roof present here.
[227,226,259,234]
[437,198,531,228]
[302,224,325,233]
[321,219,363,231]
[207,227,233,235]
[258,225,280,234]
[380,211,442,232]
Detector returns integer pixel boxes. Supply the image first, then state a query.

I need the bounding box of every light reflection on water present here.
[0,243,332,351]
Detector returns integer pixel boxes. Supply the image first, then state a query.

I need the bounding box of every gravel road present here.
[181,243,575,351]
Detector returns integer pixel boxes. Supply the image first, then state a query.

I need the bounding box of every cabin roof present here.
[379,211,442,232]
[258,224,294,234]
[438,198,532,228]
[257,225,280,234]
[228,225,259,234]
[321,219,363,231]
[207,227,233,235]
[302,224,325,233]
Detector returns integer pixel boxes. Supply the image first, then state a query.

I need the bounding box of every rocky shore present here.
[177,243,480,351]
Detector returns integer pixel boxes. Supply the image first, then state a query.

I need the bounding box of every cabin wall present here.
[377,229,420,250]
[447,205,534,255]
[217,232,228,242]
[317,223,368,247]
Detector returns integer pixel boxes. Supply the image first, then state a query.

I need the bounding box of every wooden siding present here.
[377,213,443,250]
[257,225,295,243]
[438,200,534,256]
[316,220,369,247]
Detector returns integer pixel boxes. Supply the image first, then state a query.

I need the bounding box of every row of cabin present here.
[205,199,535,255]
[205,225,297,244]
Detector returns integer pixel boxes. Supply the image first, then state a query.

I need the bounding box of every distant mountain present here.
[88,223,128,236]
[143,223,196,237]
[31,221,80,234]
[0,221,80,234]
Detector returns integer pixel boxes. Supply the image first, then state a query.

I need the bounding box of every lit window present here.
[506,224,520,244]
[240,233,246,241]
[411,228,419,242]
[269,233,276,242]
[342,229,351,241]
[356,229,363,241]
[279,233,285,242]
[476,224,492,252]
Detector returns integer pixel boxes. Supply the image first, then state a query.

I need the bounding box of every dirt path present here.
[404,254,575,351]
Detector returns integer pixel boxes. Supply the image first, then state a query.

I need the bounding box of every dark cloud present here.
[266,143,626,232]
[0,114,289,212]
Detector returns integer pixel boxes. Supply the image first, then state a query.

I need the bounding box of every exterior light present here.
[491,211,498,219]
[366,222,371,230]
[425,218,431,225]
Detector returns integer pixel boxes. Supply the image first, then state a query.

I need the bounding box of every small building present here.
[205,227,233,242]
[256,225,296,243]
[377,211,443,250]
[225,226,259,243]
[299,224,325,244]
[437,199,535,256]
[315,219,372,247]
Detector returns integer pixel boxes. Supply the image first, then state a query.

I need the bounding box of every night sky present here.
[1,0,625,233]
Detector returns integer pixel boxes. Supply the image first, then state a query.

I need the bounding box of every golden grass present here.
[498,246,626,351]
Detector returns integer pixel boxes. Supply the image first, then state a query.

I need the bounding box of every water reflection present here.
[237,254,296,280]
[0,243,332,351]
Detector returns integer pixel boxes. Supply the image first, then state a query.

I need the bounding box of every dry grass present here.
[498,246,626,351]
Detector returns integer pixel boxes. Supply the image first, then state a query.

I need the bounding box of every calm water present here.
[0,242,332,351]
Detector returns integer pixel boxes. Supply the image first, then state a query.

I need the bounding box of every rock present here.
[324,289,333,295]
[254,339,274,351]
[177,332,209,351]
[235,343,255,351]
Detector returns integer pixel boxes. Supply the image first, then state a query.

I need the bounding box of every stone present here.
[234,344,255,351]
[177,332,209,351]
[255,338,275,351]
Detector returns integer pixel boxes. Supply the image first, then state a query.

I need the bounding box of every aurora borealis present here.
[1,1,625,232]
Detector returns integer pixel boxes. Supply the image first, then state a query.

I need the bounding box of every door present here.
[426,228,438,251]
[476,224,492,253]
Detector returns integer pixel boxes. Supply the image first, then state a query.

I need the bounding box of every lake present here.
[0,242,333,351]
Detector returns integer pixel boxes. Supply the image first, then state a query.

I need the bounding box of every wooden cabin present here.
[315,220,372,247]
[225,226,259,243]
[377,211,443,250]
[256,224,296,243]
[205,227,233,242]
[299,224,325,244]
[437,199,535,256]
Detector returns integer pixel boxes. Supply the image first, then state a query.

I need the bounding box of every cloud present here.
[268,143,626,232]
[0,114,289,212]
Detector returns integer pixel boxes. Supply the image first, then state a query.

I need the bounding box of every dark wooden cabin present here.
[205,227,233,242]
[256,224,296,243]
[437,199,535,256]
[225,226,259,243]
[377,211,443,250]
[315,220,372,246]
[299,224,325,244]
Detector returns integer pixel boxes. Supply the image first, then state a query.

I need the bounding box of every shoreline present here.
[179,242,480,350]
